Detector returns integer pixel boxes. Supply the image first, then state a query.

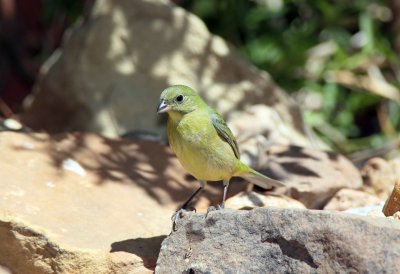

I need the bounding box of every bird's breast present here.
[167,113,237,181]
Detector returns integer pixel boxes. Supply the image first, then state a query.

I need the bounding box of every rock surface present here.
[323,188,381,211]
[156,208,400,273]
[260,145,363,208]
[22,0,308,144]
[344,203,385,217]
[225,191,305,210]
[0,266,11,274]
[0,131,246,273]
[361,157,400,199]
[391,211,400,220]
[227,105,324,167]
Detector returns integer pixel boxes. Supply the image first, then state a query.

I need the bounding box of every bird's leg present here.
[179,186,203,211]
[172,181,205,231]
[206,179,230,216]
[220,179,230,209]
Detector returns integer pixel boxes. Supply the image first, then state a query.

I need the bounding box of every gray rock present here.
[156,208,400,273]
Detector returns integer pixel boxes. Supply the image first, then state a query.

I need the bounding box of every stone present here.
[0,266,11,274]
[361,157,400,199]
[22,0,308,145]
[227,105,326,167]
[344,202,385,217]
[392,211,400,220]
[323,188,381,211]
[225,191,305,210]
[156,208,400,273]
[0,131,175,273]
[258,145,362,208]
[2,118,23,131]
[0,131,246,273]
[383,179,400,216]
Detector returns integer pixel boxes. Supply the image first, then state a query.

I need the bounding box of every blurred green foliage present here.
[42,0,85,24]
[182,0,400,155]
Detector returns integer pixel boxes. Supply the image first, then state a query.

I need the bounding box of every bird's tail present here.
[239,168,284,190]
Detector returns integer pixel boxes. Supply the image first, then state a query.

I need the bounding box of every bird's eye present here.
[176,95,184,103]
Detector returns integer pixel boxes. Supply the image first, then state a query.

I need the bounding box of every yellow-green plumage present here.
[167,106,246,181]
[158,85,283,193]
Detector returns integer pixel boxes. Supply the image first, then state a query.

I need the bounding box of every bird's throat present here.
[167,111,185,123]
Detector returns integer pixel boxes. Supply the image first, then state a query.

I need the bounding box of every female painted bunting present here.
[157,85,283,227]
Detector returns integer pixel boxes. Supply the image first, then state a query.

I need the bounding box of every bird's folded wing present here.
[208,107,240,159]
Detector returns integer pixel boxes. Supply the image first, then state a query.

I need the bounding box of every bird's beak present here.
[157,100,170,113]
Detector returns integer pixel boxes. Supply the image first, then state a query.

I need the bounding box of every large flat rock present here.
[156,208,400,273]
[0,131,177,273]
[0,131,245,273]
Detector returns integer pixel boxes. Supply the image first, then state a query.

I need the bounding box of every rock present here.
[2,118,23,131]
[344,202,385,217]
[225,191,305,210]
[368,208,387,217]
[361,157,400,199]
[0,131,175,273]
[259,145,362,208]
[383,180,400,216]
[156,208,400,273]
[0,131,246,273]
[0,266,11,274]
[392,211,400,220]
[323,188,381,211]
[227,105,325,167]
[22,0,308,144]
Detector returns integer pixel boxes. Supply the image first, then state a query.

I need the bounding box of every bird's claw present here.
[205,204,224,218]
[171,207,196,232]
[171,209,183,232]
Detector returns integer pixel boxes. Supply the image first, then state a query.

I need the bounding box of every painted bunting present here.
[157,85,283,227]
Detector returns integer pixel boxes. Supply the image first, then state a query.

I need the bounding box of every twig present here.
[0,98,13,117]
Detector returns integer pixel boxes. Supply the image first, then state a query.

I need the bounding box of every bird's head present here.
[157,85,206,116]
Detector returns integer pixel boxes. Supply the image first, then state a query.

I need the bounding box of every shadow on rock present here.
[110,235,167,269]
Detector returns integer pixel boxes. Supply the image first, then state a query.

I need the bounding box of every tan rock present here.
[383,180,400,216]
[0,131,176,273]
[227,105,326,167]
[23,0,309,145]
[367,209,386,218]
[392,211,400,220]
[361,157,400,199]
[258,145,362,208]
[0,131,246,273]
[0,265,11,274]
[342,203,385,217]
[323,189,381,211]
[225,191,305,210]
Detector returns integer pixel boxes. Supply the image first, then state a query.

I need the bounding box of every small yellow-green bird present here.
[157,85,283,226]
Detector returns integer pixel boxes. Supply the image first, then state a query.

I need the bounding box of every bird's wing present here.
[208,107,240,159]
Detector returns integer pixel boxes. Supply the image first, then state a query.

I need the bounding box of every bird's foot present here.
[171,207,196,232]
[205,204,224,218]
